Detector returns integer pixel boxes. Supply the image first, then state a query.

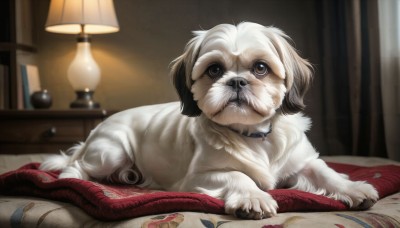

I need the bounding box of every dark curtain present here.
[316,0,387,157]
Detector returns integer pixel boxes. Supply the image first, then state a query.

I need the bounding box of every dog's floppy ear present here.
[170,34,204,117]
[266,28,313,115]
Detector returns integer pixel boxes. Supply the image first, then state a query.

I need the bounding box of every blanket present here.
[0,162,399,221]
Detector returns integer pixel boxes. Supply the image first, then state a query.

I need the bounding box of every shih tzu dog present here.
[40,22,378,219]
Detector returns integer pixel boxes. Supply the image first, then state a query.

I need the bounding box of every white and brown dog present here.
[40,22,378,219]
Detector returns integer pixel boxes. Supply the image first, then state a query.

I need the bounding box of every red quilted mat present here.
[0,162,399,221]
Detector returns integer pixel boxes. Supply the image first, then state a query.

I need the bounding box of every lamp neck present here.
[75,41,93,57]
[77,33,91,43]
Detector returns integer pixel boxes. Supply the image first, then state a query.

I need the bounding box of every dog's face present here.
[172,22,312,126]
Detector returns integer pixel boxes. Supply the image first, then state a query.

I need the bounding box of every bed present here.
[0,154,399,228]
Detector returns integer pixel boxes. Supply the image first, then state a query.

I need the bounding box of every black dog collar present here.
[230,125,272,140]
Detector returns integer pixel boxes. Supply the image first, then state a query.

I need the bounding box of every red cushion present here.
[0,162,399,221]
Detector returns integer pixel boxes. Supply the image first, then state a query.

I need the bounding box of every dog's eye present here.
[206,64,224,78]
[252,62,269,78]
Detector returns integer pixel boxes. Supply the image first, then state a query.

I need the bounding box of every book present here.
[20,64,41,109]
[0,64,10,109]
[0,64,6,109]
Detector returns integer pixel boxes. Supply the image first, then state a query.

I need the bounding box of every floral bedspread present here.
[0,193,399,227]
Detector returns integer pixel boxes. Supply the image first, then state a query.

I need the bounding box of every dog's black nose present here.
[227,77,248,91]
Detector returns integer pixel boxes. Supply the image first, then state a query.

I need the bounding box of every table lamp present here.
[45,0,119,108]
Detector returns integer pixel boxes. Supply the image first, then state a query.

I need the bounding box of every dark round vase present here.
[31,89,52,109]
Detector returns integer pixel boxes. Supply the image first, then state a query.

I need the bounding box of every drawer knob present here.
[45,127,57,137]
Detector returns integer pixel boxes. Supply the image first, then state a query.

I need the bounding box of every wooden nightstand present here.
[0,110,117,154]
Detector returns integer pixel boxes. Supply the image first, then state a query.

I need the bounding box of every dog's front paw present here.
[341,181,379,210]
[225,190,278,220]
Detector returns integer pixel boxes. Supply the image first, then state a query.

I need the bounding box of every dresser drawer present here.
[0,109,116,154]
[0,119,86,143]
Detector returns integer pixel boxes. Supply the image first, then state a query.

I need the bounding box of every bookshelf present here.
[0,0,37,110]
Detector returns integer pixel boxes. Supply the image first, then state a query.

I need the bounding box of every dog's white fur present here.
[40,22,378,219]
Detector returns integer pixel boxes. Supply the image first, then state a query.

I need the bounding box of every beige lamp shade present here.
[45,0,119,34]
